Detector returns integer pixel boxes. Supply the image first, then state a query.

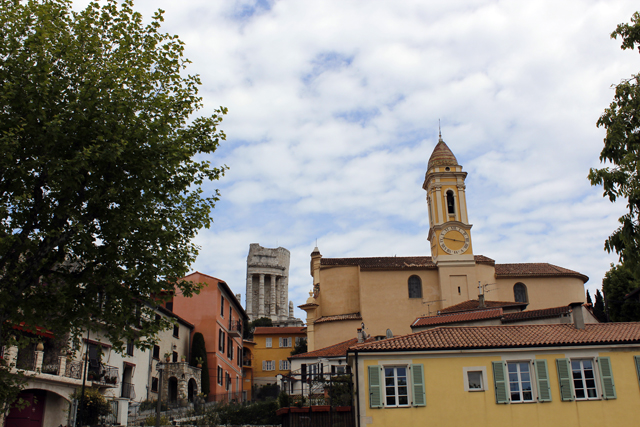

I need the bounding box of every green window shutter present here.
[534,360,552,402]
[368,366,383,408]
[556,358,574,401]
[492,361,508,404]
[597,357,616,400]
[634,356,640,387]
[411,364,426,407]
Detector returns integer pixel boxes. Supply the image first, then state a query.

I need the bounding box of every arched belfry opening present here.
[446,190,455,214]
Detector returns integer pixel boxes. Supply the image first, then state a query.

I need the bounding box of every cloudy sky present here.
[76,0,639,320]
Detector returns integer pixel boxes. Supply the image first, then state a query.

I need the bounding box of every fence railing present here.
[121,381,136,400]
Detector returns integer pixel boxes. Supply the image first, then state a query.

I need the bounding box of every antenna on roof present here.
[422,298,446,316]
[438,119,442,142]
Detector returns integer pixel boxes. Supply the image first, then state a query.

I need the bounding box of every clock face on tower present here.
[438,226,470,255]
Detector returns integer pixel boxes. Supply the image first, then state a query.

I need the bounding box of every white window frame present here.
[280,337,291,348]
[217,365,223,385]
[571,359,599,400]
[265,337,272,348]
[507,361,534,403]
[263,360,275,371]
[463,366,487,392]
[279,360,290,370]
[383,366,410,407]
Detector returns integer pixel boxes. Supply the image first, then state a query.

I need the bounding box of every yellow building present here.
[252,326,306,386]
[348,321,640,427]
[301,136,588,351]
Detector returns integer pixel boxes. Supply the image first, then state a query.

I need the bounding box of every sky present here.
[74,0,640,320]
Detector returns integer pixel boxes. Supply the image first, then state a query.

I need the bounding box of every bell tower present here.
[423,133,474,266]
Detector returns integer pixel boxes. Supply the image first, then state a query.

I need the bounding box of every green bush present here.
[144,414,169,426]
[278,391,290,408]
[70,388,111,427]
[138,399,167,412]
[202,400,279,425]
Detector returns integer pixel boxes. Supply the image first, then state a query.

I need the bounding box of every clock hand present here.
[444,237,465,243]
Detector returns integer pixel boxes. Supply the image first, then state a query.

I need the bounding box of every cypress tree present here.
[191,332,210,395]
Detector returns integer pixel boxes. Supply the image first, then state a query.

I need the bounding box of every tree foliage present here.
[602,264,640,322]
[593,289,608,323]
[290,337,307,356]
[589,12,640,265]
[191,332,210,396]
[0,0,226,403]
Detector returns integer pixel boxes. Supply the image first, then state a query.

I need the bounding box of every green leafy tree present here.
[589,12,640,265]
[191,332,210,396]
[71,388,112,427]
[586,290,593,306]
[593,289,608,323]
[0,0,226,405]
[290,338,307,356]
[244,317,273,339]
[602,264,640,321]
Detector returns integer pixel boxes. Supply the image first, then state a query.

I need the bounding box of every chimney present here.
[478,294,485,308]
[569,302,585,329]
[357,328,364,343]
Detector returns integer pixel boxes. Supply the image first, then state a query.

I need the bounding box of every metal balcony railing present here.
[121,381,136,399]
[228,320,242,337]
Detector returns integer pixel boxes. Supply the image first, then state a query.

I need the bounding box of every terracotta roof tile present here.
[290,338,357,359]
[501,306,571,323]
[298,302,319,309]
[439,300,526,314]
[428,140,458,170]
[320,255,495,269]
[350,323,640,352]
[314,313,362,324]
[253,327,306,335]
[411,308,503,328]
[495,263,588,282]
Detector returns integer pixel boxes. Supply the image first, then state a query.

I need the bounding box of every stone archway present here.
[168,377,179,403]
[188,378,198,402]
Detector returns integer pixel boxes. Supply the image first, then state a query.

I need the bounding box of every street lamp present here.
[156,363,164,427]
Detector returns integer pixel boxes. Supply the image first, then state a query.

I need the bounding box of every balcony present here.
[88,362,119,387]
[228,320,242,338]
[121,381,136,399]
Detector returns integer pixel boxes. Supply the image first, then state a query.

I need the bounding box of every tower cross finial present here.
[438,119,442,142]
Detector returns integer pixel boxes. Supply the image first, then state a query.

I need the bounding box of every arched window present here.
[446,190,455,214]
[408,275,422,298]
[514,283,528,303]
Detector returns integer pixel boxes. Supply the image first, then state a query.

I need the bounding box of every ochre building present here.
[301,136,589,351]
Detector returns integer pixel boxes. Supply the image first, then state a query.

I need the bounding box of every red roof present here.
[253,327,306,335]
[315,313,362,324]
[350,323,640,352]
[439,299,526,314]
[291,336,376,359]
[495,263,588,282]
[412,308,503,328]
[502,305,571,323]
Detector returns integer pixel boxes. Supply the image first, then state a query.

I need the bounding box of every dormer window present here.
[514,283,528,303]
[446,190,455,214]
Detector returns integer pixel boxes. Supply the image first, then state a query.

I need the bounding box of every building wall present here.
[355,346,640,427]
[171,272,245,401]
[253,329,306,386]
[494,276,587,311]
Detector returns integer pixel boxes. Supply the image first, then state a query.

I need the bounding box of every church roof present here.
[438,299,526,314]
[253,326,306,335]
[314,312,362,324]
[495,263,588,282]
[320,255,495,269]
[349,322,640,352]
[427,139,458,170]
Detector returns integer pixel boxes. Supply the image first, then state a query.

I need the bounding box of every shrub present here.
[70,388,111,427]
[144,415,170,426]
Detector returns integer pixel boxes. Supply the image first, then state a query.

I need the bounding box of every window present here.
[446,190,455,214]
[217,366,223,385]
[172,351,178,363]
[571,360,597,399]
[227,337,233,359]
[220,295,225,317]
[408,275,422,298]
[514,283,528,303]
[229,306,233,329]
[384,367,409,406]
[332,365,346,375]
[295,337,304,346]
[556,357,616,401]
[263,360,275,371]
[266,338,272,348]
[237,346,241,367]
[173,325,180,338]
[152,345,160,360]
[492,360,551,404]
[126,340,134,356]
[225,372,231,391]
[507,362,533,402]
[219,330,225,353]
[280,360,290,370]
[151,377,158,392]
[368,364,425,408]
[280,337,291,348]
[463,366,487,391]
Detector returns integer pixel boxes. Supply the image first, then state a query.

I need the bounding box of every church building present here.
[300,135,589,351]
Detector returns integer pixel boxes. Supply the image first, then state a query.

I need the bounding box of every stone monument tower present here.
[246,243,303,326]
